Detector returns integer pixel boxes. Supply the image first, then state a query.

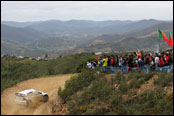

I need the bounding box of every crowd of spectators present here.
[86,49,173,73]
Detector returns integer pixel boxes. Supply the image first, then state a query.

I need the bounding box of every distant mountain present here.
[1,19,173,57]
[2,19,168,35]
[92,19,166,35]
[1,24,48,44]
[25,19,165,35]
[1,21,43,28]
[124,21,173,37]
[75,21,173,53]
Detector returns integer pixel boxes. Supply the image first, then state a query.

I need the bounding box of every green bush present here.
[76,61,86,73]
[124,90,173,115]
[65,73,118,115]
[119,82,128,93]
[104,112,116,115]
[144,73,154,81]
[47,64,56,75]
[128,72,153,89]
[111,73,126,84]
[67,101,82,115]
[58,70,97,102]
[109,92,122,109]
[92,106,108,115]
[154,73,173,87]
[134,79,145,89]
[58,87,73,102]
[89,79,113,101]
[128,78,136,89]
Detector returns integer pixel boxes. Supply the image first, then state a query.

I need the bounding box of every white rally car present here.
[15,89,49,106]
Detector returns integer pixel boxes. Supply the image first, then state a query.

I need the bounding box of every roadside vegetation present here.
[1,53,95,92]
[58,70,173,115]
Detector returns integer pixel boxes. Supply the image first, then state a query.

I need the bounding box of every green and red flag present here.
[168,30,173,46]
[158,28,169,43]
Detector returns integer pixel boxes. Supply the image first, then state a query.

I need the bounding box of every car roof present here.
[18,89,36,95]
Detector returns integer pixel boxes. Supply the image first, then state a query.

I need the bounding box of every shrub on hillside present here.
[67,78,114,115]
[124,90,173,115]
[58,70,96,102]
[127,72,154,89]
[134,79,145,89]
[128,78,136,89]
[76,61,86,73]
[143,72,154,81]
[119,82,129,93]
[154,73,173,87]
[88,79,113,102]
[111,73,126,84]
[58,87,73,103]
[109,91,122,109]
[128,72,154,81]
[48,65,56,75]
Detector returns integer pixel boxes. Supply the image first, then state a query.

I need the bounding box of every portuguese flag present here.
[168,30,173,46]
[158,28,169,43]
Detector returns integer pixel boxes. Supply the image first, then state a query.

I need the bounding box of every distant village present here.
[1,48,173,61]
[1,54,49,61]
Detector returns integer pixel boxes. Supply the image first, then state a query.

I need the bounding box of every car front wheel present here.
[43,95,49,102]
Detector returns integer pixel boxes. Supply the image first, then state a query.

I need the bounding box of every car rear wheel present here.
[43,95,49,102]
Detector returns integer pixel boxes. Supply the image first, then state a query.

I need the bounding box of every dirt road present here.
[1,74,77,115]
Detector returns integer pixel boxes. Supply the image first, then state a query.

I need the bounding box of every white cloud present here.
[1,1,173,22]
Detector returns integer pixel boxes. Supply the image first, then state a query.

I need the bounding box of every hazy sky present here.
[1,1,173,22]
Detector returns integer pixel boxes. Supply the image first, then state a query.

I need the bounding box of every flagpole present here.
[157,28,160,52]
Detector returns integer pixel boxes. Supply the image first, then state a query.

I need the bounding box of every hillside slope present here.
[57,71,173,115]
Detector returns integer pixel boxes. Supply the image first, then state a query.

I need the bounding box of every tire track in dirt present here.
[1,74,77,115]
